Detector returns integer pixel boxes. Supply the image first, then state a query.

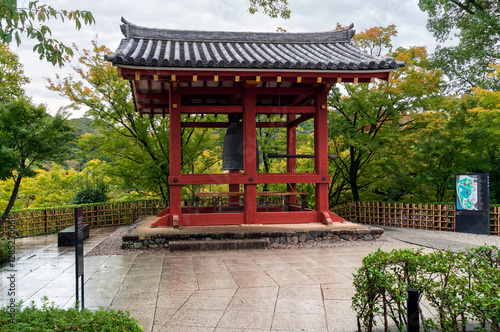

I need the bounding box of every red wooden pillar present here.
[314,88,330,220]
[229,170,240,205]
[169,83,182,227]
[243,85,257,224]
[287,114,297,204]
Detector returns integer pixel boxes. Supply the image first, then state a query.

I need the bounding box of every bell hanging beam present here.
[268,153,339,159]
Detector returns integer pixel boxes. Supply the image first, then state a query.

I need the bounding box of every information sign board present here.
[455,173,490,235]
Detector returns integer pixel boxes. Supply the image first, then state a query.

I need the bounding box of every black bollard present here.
[407,289,419,332]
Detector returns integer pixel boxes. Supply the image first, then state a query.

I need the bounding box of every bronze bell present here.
[222,120,259,171]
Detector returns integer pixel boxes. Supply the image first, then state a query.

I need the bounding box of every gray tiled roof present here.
[106,17,404,71]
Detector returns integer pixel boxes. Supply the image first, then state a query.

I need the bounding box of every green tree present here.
[248,0,290,19]
[383,65,500,203]
[328,42,443,203]
[0,0,94,65]
[48,40,221,200]
[0,43,29,101]
[0,98,74,226]
[386,100,472,202]
[418,0,500,90]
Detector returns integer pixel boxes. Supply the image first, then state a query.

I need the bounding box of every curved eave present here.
[116,64,400,74]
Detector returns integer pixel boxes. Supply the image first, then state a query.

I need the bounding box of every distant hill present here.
[70,117,99,137]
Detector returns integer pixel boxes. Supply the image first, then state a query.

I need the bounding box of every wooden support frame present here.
[314,87,330,217]
[169,86,182,226]
[243,85,257,224]
[121,66,363,227]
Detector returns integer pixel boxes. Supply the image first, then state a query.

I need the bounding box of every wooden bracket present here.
[321,211,333,225]
[172,214,179,229]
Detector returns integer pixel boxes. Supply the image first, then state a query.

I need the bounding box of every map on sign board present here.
[456,175,478,210]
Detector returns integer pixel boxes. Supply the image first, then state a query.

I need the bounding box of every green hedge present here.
[0,298,142,331]
[352,246,500,331]
[0,239,9,263]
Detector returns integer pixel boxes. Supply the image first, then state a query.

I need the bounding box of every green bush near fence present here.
[0,239,10,263]
[352,246,500,331]
[0,297,142,331]
[2,199,168,238]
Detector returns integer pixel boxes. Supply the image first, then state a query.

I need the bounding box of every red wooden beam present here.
[181,122,229,128]
[256,106,315,114]
[137,87,319,98]
[137,102,169,109]
[287,114,315,128]
[257,122,287,128]
[181,213,244,226]
[180,106,243,114]
[255,87,317,95]
[168,173,330,185]
[258,211,318,224]
[119,67,393,82]
[290,94,313,106]
[180,121,287,128]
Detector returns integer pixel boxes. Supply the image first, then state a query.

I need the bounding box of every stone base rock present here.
[122,225,385,250]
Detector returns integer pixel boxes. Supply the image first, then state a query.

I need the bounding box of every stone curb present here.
[122,227,384,250]
[169,239,270,251]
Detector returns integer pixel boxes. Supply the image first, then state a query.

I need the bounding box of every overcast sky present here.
[13,0,438,118]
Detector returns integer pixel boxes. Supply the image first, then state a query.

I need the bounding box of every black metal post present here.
[407,289,419,332]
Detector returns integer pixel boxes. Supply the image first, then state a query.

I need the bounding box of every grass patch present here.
[0,297,142,331]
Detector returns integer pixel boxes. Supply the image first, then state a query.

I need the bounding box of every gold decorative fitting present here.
[297,77,302,83]
[370,77,375,83]
[193,75,198,82]
[353,78,359,83]
[256,76,261,82]
[277,76,282,82]
[214,75,219,82]
[172,103,178,109]
[135,74,140,81]
[235,75,240,82]
[153,75,158,81]
[317,77,322,83]
[337,77,342,83]
[171,74,176,81]
[321,105,326,109]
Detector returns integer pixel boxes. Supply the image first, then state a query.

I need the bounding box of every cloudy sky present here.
[13,0,438,118]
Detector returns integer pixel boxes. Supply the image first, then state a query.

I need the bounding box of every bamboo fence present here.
[1,200,499,238]
[333,202,500,236]
[1,200,167,238]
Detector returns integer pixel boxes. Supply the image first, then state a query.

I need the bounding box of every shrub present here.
[352,246,500,332]
[73,184,107,204]
[0,297,142,331]
[0,239,10,263]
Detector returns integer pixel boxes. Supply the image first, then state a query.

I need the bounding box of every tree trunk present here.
[0,175,23,228]
[259,128,271,191]
[350,147,360,201]
[351,176,360,201]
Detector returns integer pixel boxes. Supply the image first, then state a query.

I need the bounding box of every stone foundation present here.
[122,227,384,250]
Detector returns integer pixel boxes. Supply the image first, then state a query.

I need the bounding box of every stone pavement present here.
[378,225,500,252]
[0,226,450,332]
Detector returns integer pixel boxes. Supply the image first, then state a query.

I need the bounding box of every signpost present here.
[455,173,490,235]
[74,207,84,310]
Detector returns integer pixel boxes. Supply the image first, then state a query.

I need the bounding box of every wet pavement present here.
[1,225,497,331]
[378,225,500,252]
